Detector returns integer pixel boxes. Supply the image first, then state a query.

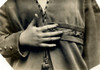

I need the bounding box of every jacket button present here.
[35,13,38,18]
[10,46,13,50]
[4,46,7,50]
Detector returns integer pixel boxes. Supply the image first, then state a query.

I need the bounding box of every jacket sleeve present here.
[83,0,99,68]
[0,1,29,58]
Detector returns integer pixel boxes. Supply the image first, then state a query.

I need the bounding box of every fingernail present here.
[54,24,58,26]
[58,37,61,39]
[51,44,56,47]
[55,37,60,39]
[53,44,56,46]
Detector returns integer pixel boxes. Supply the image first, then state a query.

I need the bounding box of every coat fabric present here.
[0,0,99,70]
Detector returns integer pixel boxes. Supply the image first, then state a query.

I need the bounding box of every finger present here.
[28,19,36,27]
[39,43,56,47]
[38,24,58,31]
[41,37,60,42]
[41,31,63,37]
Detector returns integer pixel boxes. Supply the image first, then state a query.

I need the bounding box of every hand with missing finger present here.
[19,19,63,48]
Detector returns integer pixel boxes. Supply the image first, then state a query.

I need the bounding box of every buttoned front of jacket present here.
[0,0,98,70]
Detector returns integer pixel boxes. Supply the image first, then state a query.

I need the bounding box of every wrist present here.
[19,31,26,46]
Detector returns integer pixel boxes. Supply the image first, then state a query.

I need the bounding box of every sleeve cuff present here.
[17,31,30,58]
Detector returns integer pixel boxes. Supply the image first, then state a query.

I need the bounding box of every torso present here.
[5,0,87,70]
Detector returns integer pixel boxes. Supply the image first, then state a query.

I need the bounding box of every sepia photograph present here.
[0,0,100,70]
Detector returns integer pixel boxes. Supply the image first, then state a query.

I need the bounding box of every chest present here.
[16,0,85,28]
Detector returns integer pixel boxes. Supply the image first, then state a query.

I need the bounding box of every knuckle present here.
[50,38,54,40]
[39,43,44,47]
[48,38,51,41]
[46,33,51,36]
[37,34,41,37]
[32,26,37,29]
[50,33,55,36]
[36,38,41,43]
[35,28,39,32]
[39,38,43,42]
[31,27,36,31]
[37,33,43,38]
[38,43,42,47]
[38,38,42,43]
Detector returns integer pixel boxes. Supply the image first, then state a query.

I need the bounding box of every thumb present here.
[28,19,36,27]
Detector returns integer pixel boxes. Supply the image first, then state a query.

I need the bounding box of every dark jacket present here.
[0,0,99,70]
